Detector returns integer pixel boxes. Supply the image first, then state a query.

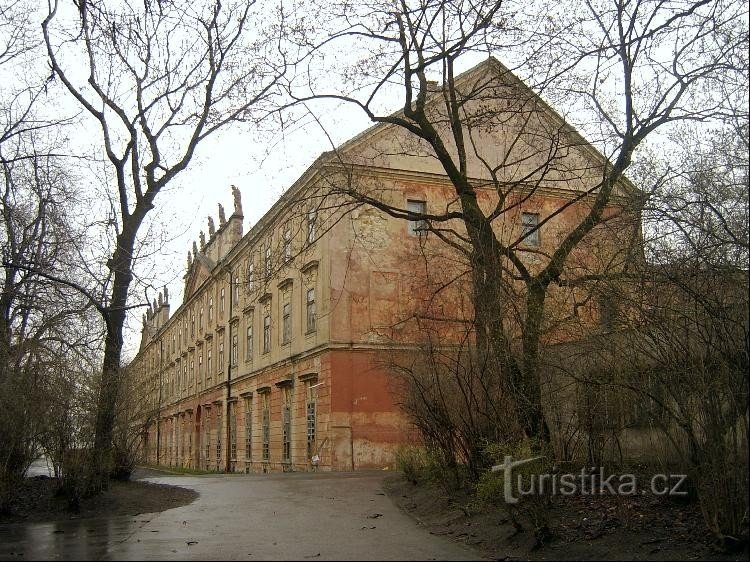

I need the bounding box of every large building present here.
[131,58,636,472]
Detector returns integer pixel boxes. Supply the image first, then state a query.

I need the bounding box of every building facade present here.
[131,58,636,472]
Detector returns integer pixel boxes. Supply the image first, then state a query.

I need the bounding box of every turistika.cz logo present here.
[491,455,688,504]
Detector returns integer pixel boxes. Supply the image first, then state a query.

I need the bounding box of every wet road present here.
[0,470,481,561]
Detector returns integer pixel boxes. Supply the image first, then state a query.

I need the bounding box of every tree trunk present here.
[92,222,140,484]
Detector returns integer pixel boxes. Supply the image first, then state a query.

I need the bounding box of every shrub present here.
[475,439,554,546]
[394,445,427,484]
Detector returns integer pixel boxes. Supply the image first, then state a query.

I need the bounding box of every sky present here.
[5,0,743,361]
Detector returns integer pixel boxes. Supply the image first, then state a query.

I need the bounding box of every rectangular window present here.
[263,315,271,354]
[521,212,540,247]
[306,381,317,460]
[230,402,237,461]
[282,303,291,345]
[283,227,292,263]
[282,386,292,463]
[261,393,270,461]
[246,262,254,293]
[198,353,203,386]
[189,359,194,387]
[407,199,427,235]
[199,307,204,332]
[220,287,226,317]
[307,208,317,244]
[244,397,252,461]
[265,245,272,279]
[231,327,238,367]
[183,362,187,390]
[208,297,214,323]
[175,416,181,464]
[233,273,240,305]
[218,338,225,373]
[306,288,316,333]
[207,348,212,381]
[190,312,195,337]
[204,409,211,469]
[245,320,253,362]
[216,407,223,467]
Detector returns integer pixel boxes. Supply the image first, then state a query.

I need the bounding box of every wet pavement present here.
[0,469,481,561]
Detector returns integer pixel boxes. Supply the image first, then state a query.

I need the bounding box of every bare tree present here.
[41,0,291,482]
[0,0,100,512]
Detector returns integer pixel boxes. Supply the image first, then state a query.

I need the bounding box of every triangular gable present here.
[184,253,215,302]
[327,57,635,196]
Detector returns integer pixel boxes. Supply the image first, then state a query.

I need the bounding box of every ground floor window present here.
[282,386,292,463]
[204,409,211,469]
[244,397,252,461]
[230,401,237,460]
[306,381,317,460]
[216,406,223,468]
[261,392,270,461]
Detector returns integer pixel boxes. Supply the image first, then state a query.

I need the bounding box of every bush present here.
[394,445,428,484]
[475,439,553,546]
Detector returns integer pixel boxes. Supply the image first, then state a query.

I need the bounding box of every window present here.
[189,359,194,386]
[183,362,187,390]
[220,287,226,317]
[306,208,317,244]
[204,409,211,469]
[521,212,540,247]
[190,312,195,337]
[282,303,291,345]
[216,407,223,468]
[244,397,252,461]
[261,393,270,461]
[231,327,238,367]
[407,199,427,235]
[306,288,316,333]
[218,338,225,372]
[283,227,292,263]
[199,306,204,332]
[282,386,292,463]
[263,315,271,354]
[230,402,237,460]
[233,273,240,305]
[245,320,253,361]
[208,297,213,323]
[599,296,619,332]
[175,417,181,464]
[265,245,272,279]
[178,328,182,350]
[246,262,254,293]
[306,380,317,460]
[207,348,212,380]
[198,353,203,385]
